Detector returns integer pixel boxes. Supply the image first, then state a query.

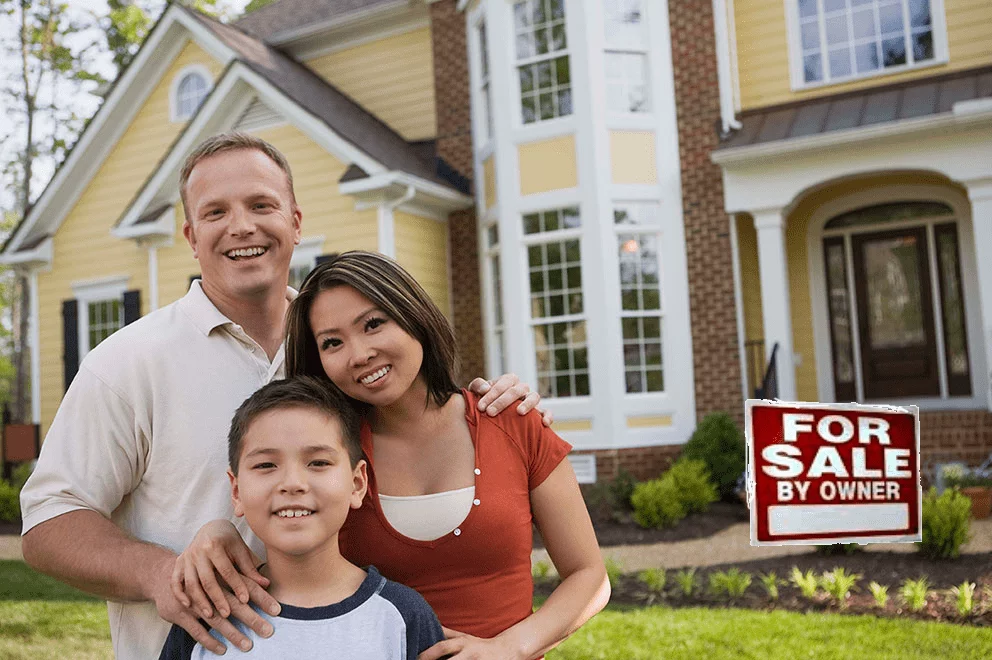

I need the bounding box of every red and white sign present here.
[746,400,921,546]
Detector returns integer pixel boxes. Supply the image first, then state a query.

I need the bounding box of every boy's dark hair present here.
[228,376,363,474]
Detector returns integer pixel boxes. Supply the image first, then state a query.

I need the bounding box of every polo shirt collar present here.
[180,279,297,336]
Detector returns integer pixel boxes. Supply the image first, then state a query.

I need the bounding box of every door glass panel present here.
[862,234,926,349]
[935,226,969,377]
[825,240,854,384]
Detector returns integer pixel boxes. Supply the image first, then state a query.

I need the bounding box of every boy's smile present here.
[229,406,366,559]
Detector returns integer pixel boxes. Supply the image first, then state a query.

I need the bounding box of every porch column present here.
[753,207,797,400]
[964,177,992,411]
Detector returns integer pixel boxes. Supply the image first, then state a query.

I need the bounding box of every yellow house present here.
[711,0,992,471]
[1,0,699,484]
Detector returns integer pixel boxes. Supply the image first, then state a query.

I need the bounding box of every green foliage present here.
[631,459,717,529]
[917,487,971,559]
[680,412,745,499]
[666,460,719,514]
[604,556,624,589]
[244,0,278,13]
[10,462,32,491]
[789,567,819,600]
[637,568,666,594]
[759,572,781,601]
[868,581,889,608]
[0,479,19,523]
[105,0,153,72]
[819,568,861,608]
[708,568,752,599]
[673,568,698,596]
[950,581,976,617]
[609,468,637,511]
[899,577,930,612]
[532,560,551,582]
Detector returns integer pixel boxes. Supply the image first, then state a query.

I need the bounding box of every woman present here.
[177,251,608,659]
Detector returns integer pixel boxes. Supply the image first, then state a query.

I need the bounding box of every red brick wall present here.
[573,445,684,483]
[919,410,992,483]
[667,0,745,426]
[429,0,485,383]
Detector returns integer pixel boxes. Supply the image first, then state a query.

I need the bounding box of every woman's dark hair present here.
[285,250,460,410]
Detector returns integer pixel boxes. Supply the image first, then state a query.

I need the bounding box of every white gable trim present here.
[114,61,390,235]
[3,5,236,256]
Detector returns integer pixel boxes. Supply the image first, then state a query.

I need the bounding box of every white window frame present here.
[613,202,664,395]
[785,0,949,91]
[512,0,573,127]
[477,19,495,144]
[482,220,507,376]
[603,0,651,116]
[72,275,129,361]
[288,235,325,290]
[169,64,213,122]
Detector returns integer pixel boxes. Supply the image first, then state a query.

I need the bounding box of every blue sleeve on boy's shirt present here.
[159,623,198,660]
[378,579,446,660]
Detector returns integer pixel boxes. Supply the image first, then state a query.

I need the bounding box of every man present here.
[20,133,545,659]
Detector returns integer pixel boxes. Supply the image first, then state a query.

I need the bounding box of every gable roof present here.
[235,0,404,41]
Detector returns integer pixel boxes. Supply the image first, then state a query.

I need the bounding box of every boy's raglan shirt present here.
[158,567,443,660]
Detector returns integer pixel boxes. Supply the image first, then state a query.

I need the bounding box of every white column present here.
[753,207,797,400]
[377,186,414,259]
[964,178,992,411]
[28,269,41,425]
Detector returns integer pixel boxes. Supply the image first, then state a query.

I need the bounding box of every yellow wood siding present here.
[304,27,436,141]
[734,0,992,110]
[517,135,578,196]
[482,156,497,210]
[393,211,451,317]
[36,40,221,436]
[610,131,657,185]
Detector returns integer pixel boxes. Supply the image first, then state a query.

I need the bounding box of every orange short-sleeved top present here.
[338,389,572,640]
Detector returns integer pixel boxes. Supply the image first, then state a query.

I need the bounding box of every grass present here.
[2,561,991,659]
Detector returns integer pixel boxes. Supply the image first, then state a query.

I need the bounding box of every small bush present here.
[680,412,745,499]
[0,479,20,523]
[609,468,638,511]
[899,577,930,612]
[638,568,666,594]
[820,568,861,608]
[759,572,781,601]
[917,487,971,559]
[950,581,976,616]
[604,556,624,589]
[674,568,698,596]
[667,460,719,514]
[10,462,33,491]
[708,568,752,599]
[532,560,551,582]
[631,475,687,529]
[868,582,889,608]
[790,567,819,600]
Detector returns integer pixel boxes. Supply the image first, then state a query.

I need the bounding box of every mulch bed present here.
[0,520,19,536]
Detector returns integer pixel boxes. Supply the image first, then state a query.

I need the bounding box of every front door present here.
[851,226,940,399]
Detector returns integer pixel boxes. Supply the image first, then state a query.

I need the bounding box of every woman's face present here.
[308,285,425,407]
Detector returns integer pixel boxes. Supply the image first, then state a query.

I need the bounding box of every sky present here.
[0,0,253,214]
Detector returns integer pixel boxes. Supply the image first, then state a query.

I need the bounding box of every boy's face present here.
[229,406,366,559]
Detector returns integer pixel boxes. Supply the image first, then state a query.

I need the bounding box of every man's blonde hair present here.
[179,132,295,220]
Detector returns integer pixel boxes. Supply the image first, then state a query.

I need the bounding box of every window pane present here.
[912,30,933,60]
[826,15,849,47]
[533,321,589,397]
[799,0,818,19]
[804,53,824,82]
[801,21,820,51]
[855,42,880,73]
[829,47,852,78]
[879,3,904,35]
[936,226,969,378]
[862,235,926,350]
[882,36,907,66]
[619,315,663,393]
[909,0,931,27]
[824,240,855,385]
[853,9,876,40]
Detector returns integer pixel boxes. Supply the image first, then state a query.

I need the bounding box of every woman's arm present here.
[419,460,608,660]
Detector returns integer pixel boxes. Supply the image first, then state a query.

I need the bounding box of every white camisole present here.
[378,486,476,541]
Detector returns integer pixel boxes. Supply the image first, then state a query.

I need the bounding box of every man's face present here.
[229,407,367,559]
[183,149,302,301]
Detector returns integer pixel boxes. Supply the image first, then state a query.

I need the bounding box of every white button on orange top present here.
[454,528,462,536]
[473,499,481,506]
[474,468,481,475]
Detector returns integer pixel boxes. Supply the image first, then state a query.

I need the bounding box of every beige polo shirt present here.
[21,281,288,659]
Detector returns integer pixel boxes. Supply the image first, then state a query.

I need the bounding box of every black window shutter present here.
[123,290,141,325]
[62,299,79,392]
[189,274,200,289]
[314,253,337,265]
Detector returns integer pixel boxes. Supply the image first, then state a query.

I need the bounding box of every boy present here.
[159,376,444,659]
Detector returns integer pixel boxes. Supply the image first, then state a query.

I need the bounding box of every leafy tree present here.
[244,0,277,13]
[105,0,154,72]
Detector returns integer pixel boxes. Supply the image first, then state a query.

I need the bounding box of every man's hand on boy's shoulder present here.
[468,374,554,427]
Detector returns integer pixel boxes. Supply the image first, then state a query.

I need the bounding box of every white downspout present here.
[377,185,415,258]
[712,0,742,134]
[28,269,41,425]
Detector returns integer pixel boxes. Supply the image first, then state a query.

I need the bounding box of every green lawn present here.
[3,560,991,659]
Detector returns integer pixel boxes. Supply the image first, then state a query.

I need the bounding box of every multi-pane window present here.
[604,0,649,113]
[289,263,313,291]
[485,223,507,375]
[523,207,589,397]
[477,21,494,141]
[615,204,663,393]
[798,0,937,84]
[176,72,209,120]
[88,299,123,352]
[514,0,572,124]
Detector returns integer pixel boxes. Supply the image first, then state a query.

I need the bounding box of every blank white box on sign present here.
[768,503,909,536]
[567,455,597,484]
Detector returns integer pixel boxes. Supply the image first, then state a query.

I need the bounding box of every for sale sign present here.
[746,400,921,546]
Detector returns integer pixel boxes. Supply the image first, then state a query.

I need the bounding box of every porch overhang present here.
[338,171,473,219]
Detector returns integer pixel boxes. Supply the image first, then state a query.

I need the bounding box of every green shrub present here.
[632,475,687,529]
[759,572,781,601]
[674,568,698,596]
[868,581,889,608]
[680,412,745,499]
[0,479,20,523]
[10,462,33,491]
[899,577,930,612]
[820,568,861,608]
[917,487,971,559]
[950,581,976,616]
[638,568,667,594]
[532,560,551,581]
[604,556,624,589]
[666,460,719,514]
[790,567,819,600]
[708,568,752,599]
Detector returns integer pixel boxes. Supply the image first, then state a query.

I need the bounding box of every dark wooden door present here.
[852,226,939,399]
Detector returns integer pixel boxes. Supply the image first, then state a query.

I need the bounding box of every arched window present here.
[170,66,211,122]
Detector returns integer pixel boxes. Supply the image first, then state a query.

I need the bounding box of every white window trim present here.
[784,0,949,92]
[169,64,213,122]
[603,0,651,117]
[807,183,987,411]
[72,275,129,360]
[512,0,573,128]
[288,235,325,288]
